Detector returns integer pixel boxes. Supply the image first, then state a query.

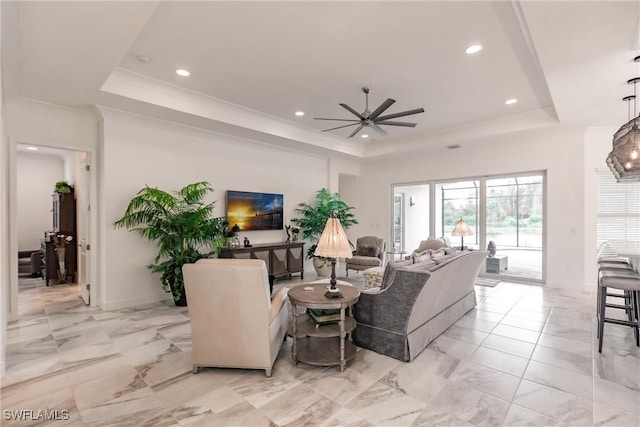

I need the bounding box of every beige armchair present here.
[182,258,289,377]
[345,236,385,276]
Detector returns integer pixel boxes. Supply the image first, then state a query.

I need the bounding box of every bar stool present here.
[597,269,640,353]
[597,261,635,318]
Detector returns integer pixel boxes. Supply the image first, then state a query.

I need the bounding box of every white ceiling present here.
[3,1,639,158]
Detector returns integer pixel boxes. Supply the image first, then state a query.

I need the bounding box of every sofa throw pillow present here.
[438,236,453,247]
[381,259,413,289]
[429,249,447,261]
[416,238,447,252]
[356,245,378,257]
[412,250,431,264]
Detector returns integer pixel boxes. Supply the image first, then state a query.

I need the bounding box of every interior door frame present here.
[393,192,405,252]
[78,153,91,305]
[8,137,99,321]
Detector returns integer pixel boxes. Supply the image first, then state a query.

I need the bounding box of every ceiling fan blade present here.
[348,124,365,138]
[375,108,425,122]
[368,98,396,121]
[339,103,366,120]
[313,118,361,122]
[322,123,359,132]
[375,120,418,127]
[372,124,388,136]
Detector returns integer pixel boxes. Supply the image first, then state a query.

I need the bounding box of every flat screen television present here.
[226,190,284,231]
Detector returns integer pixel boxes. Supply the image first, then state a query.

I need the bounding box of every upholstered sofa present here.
[353,250,487,361]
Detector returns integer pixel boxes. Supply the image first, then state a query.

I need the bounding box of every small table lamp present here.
[451,218,473,251]
[314,216,353,298]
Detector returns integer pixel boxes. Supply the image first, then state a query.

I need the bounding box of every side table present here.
[486,255,508,273]
[288,284,360,372]
[385,250,407,265]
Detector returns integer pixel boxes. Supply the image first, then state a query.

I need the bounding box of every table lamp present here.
[314,215,353,298]
[451,218,473,251]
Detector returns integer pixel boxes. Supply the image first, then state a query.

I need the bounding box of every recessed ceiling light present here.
[176,69,190,77]
[465,44,483,55]
[361,134,369,138]
[295,111,305,117]
[505,98,518,105]
[26,146,38,151]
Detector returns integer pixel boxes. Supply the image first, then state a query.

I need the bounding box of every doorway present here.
[392,184,430,253]
[11,143,94,320]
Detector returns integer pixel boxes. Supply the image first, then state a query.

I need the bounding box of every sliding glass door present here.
[391,172,545,283]
[435,180,479,250]
[485,175,544,280]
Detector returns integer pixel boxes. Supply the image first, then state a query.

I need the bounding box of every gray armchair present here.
[18,250,41,277]
[345,236,385,276]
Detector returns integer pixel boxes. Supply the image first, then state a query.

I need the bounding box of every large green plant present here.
[113,182,228,303]
[291,188,358,259]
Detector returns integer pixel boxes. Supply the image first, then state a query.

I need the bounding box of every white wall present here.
[5,98,98,151]
[16,151,65,250]
[355,125,587,290]
[100,111,346,309]
[3,98,598,309]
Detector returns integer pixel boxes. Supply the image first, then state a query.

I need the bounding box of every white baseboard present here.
[101,294,172,311]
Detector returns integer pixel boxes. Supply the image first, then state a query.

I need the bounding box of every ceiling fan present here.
[315,87,425,138]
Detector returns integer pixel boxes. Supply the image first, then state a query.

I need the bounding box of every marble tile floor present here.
[2,274,639,426]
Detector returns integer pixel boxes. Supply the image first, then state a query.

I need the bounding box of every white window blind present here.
[597,171,640,255]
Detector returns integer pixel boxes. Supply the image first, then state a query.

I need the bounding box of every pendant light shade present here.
[608,72,640,182]
[607,116,640,182]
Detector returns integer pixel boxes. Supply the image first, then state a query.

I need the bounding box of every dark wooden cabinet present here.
[41,240,57,286]
[43,191,77,285]
[220,242,304,292]
[53,192,76,233]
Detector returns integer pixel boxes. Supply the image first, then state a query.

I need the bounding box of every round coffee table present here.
[288,284,360,371]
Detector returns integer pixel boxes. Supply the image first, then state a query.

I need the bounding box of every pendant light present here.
[607,56,640,182]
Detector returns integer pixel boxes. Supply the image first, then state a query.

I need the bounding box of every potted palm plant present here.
[113,181,228,306]
[291,188,357,276]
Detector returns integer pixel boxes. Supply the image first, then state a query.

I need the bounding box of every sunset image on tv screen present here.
[226,191,284,231]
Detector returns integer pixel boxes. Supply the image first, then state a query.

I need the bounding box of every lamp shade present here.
[314,218,353,259]
[451,219,473,236]
[607,117,640,182]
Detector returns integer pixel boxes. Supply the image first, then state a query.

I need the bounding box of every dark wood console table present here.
[219,242,304,293]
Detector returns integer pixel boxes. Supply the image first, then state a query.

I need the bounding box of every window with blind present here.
[597,171,640,255]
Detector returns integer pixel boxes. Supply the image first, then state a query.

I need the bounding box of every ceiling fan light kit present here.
[315,87,425,138]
